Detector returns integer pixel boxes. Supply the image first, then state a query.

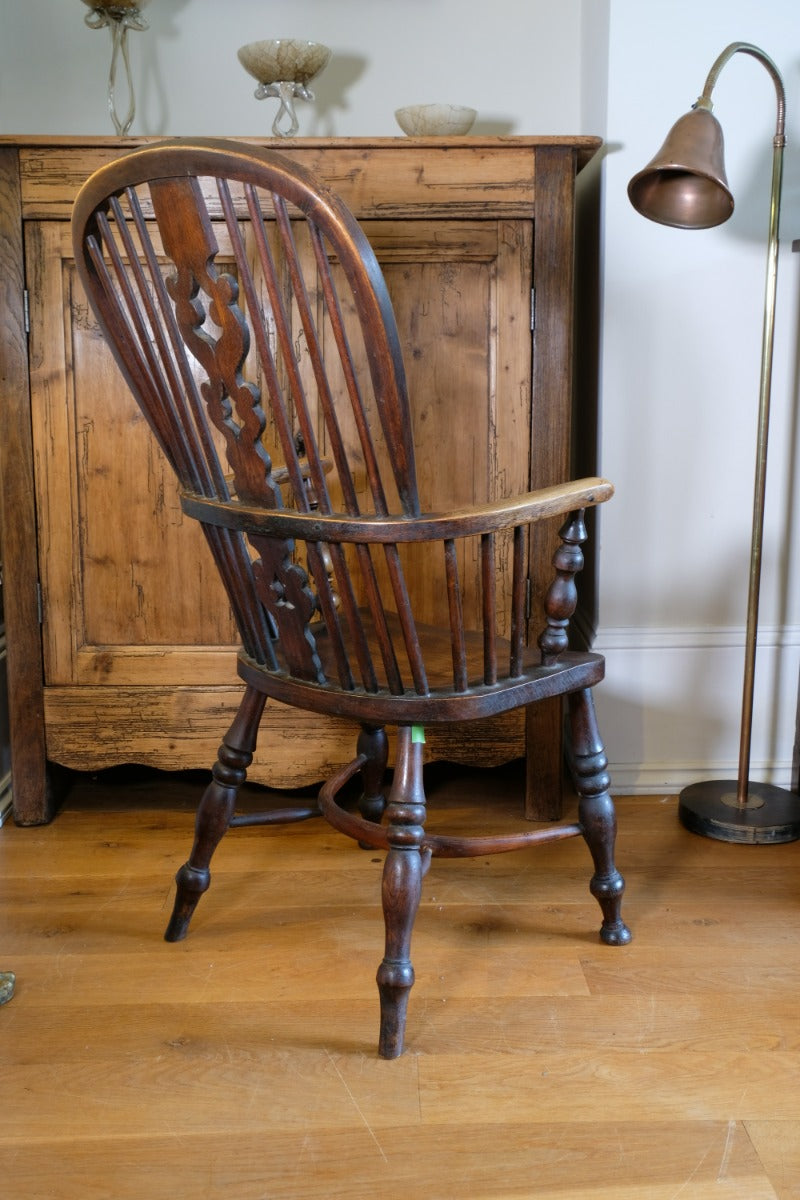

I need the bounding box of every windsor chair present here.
[72,138,630,1057]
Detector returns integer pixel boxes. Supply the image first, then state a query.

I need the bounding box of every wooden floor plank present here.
[5,989,800,1064]
[746,1122,800,1200]
[0,1122,778,1200]
[418,1049,800,1124]
[0,770,797,1197]
[0,1123,779,1200]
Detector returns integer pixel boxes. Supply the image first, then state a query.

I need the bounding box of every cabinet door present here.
[28,222,240,690]
[28,217,531,780]
[356,220,531,636]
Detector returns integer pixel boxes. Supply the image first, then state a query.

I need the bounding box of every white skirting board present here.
[592,623,800,795]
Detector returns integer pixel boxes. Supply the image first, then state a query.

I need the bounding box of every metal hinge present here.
[23,289,30,335]
[530,287,535,331]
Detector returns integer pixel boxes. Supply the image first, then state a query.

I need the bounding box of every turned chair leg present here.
[376,725,429,1058]
[568,689,632,947]
[164,685,267,943]
[357,724,388,824]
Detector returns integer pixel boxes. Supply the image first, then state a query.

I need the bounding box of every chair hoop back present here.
[73,139,423,687]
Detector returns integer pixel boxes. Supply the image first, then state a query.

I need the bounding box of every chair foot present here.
[375,727,427,1058]
[377,964,414,1059]
[164,686,266,943]
[591,870,632,946]
[568,688,632,948]
[584,832,632,947]
[163,776,237,943]
[164,864,211,942]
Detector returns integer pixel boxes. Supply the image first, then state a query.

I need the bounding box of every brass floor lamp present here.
[628,41,800,843]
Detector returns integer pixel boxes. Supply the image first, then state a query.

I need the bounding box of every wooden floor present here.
[1,761,800,1198]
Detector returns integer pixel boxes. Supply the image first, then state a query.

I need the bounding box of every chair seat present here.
[238,608,605,724]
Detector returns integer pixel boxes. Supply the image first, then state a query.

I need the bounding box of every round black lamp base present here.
[678,779,800,844]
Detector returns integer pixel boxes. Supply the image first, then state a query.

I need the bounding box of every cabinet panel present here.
[28,222,240,688]
[30,216,531,777]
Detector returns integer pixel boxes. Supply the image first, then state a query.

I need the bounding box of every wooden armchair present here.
[72,138,630,1058]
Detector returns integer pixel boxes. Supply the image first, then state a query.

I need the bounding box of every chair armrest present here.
[180,477,613,544]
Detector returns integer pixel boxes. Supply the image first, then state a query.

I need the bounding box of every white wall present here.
[2,0,799,794]
[0,0,583,137]
[598,1,800,792]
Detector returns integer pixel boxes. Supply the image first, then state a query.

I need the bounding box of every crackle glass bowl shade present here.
[82,0,150,11]
[237,40,331,86]
[394,104,477,136]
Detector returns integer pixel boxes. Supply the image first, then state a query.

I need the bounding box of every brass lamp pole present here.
[629,42,800,843]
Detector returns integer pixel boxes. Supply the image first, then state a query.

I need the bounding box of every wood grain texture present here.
[0,776,796,1196]
[5,137,599,824]
[524,146,581,818]
[0,148,51,823]
[13,135,602,220]
[42,685,526,784]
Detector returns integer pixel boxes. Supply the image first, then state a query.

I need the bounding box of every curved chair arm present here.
[180,476,614,544]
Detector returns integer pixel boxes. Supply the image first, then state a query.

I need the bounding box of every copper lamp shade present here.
[628,107,734,230]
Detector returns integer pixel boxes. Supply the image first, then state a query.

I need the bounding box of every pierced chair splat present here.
[72,137,630,1059]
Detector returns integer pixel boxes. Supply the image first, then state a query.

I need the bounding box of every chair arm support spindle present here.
[538,511,588,666]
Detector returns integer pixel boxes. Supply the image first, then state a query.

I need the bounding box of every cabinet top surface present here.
[2,134,602,221]
[0,133,601,171]
[0,133,600,149]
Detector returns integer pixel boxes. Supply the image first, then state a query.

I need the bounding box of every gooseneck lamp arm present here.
[629,43,799,843]
[701,45,786,811]
[697,42,785,133]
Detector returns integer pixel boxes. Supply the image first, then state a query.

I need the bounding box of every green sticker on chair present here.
[411,725,426,744]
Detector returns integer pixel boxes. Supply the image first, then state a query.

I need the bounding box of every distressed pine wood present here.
[1,136,599,825]
[42,685,527,783]
[11,134,601,220]
[526,145,582,821]
[0,148,52,824]
[0,779,796,1196]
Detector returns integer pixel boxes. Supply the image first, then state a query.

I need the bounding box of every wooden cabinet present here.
[0,518,11,823]
[0,135,600,824]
